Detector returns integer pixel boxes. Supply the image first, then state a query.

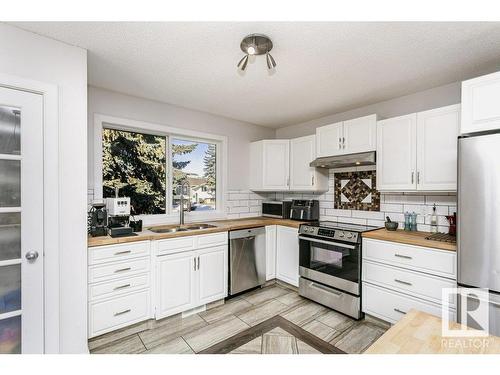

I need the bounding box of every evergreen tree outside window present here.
[172,138,216,212]
[102,128,217,216]
[102,128,167,215]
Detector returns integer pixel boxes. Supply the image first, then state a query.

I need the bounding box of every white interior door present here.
[0,87,44,353]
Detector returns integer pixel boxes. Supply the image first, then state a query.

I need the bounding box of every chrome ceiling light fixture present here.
[237,34,276,71]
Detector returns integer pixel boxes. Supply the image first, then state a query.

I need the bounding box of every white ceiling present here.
[11,22,500,128]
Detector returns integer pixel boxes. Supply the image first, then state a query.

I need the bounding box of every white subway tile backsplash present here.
[351,210,385,220]
[379,203,403,213]
[325,209,352,217]
[425,195,457,206]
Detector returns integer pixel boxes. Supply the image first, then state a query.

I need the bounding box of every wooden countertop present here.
[365,309,500,354]
[88,217,305,247]
[362,228,456,252]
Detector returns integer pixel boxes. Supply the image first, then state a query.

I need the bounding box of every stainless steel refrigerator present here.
[458,130,500,335]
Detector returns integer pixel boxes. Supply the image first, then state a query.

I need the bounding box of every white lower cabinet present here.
[197,246,228,305]
[362,238,456,324]
[88,241,152,338]
[155,233,228,320]
[156,251,196,318]
[265,225,277,281]
[276,226,300,287]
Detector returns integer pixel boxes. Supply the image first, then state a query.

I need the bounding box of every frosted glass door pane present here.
[0,213,20,261]
[0,160,20,207]
[0,106,21,155]
[0,265,21,314]
[0,315,21,354]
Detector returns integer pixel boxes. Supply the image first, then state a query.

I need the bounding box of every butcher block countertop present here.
[365,309,500,354]
[362,228,456,252]
[88,217,305,247]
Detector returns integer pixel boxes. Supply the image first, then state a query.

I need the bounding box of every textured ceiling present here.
[11,22,500,128]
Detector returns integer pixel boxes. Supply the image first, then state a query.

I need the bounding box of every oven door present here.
[298,235,360,295]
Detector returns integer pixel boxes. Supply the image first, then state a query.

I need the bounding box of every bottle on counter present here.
[430,204,438,234]
[410,212,417,231]
[404,212,411,231]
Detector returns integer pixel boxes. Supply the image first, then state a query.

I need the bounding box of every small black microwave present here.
[262,201,292,219]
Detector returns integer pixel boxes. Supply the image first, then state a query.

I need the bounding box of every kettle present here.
[445,212,457,236]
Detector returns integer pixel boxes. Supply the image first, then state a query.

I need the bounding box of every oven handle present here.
[298,236,356,249]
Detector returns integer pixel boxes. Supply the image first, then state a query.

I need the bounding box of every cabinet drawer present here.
[363,239,456,279]
[197,232,227,249]
[89,274,150,301]
[363,260,456,306]
[89,258,150,283]
[156,236,195,255]
[362,283,456,324]
[88,241,150,265]
[89,290,150,338]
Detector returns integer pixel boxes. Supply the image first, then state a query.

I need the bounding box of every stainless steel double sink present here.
[148,223,217,234]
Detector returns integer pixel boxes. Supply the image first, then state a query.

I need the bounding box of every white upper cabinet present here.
[377,114,417,191]
[316,114,377,157]
[290,135,328,191]
[316,122,343,157]
[416,105,460,191]
[377,105,460,192]
[250,140,290,191]
[250,137,327,192]
[343,114,377,154]
[461,71,500,134]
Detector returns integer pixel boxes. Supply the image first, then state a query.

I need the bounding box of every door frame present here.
[0,73,59,353]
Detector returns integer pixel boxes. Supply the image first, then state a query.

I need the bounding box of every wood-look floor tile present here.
[237,299,289,326]
[199,298,252,324]
[139,314,207,349]
[144,337,194,354]
[280,301,328,327]
[316,310,356,332]
[241,285,290,305]
[297,340,321,354]
[183,315,250,353]
[262,334,298,354]
[275,292,306,307]
[88,320,150,351]
[266,327,293,336]
[331,322,386,354]
[302,320,339,342]
[229,337,262,354]
[91,334,146,354]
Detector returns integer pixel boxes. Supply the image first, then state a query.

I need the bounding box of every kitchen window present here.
[96,115,225,220]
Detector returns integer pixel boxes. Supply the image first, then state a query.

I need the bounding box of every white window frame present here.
[93,114,227,225]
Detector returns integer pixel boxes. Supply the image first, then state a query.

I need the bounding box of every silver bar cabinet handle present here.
[114,284,131,290]
[417,171,420,184]
[411,172,414,184]
[114,250,132,255]
[394,308,407,315]
[394,279,412,286]
[394,254,412,260]
[114,267,131,273]
[114,309,131,316]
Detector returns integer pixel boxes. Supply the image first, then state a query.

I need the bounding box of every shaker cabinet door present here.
[316,122,343,157]
[377,114,417,191]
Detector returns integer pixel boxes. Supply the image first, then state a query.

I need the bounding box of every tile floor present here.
[89,282,389,354]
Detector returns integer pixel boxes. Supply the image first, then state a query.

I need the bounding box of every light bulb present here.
[247,46,256,55]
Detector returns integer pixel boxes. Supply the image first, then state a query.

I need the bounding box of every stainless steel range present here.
[298,221,381,319]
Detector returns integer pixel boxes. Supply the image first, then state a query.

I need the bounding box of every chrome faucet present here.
[179,179,191,225]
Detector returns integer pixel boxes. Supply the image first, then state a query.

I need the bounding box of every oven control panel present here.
[299,226,359,243]
[333,231,358,242]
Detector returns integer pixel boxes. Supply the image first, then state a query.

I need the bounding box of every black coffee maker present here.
[88,202,108,237]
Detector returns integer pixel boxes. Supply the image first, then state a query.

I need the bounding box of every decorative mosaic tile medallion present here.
[334,171,380,211]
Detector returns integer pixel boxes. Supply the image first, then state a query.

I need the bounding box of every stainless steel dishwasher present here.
[228,227,266,295]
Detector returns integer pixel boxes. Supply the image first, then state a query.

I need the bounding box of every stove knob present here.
[346,232,353,239]
[338,231,345,237]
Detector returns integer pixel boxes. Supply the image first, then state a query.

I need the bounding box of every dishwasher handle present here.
[229,226,266,240]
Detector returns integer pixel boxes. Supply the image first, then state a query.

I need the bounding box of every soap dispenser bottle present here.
[430,204,438,234]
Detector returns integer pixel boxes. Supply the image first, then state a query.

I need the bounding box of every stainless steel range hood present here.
[309,151,376,169]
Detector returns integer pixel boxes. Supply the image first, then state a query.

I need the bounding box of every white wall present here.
[0,24,87,353]
[276,81,461,138]
[88,86,275,191]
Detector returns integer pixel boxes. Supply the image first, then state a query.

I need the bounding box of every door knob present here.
[25,251,39,261]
